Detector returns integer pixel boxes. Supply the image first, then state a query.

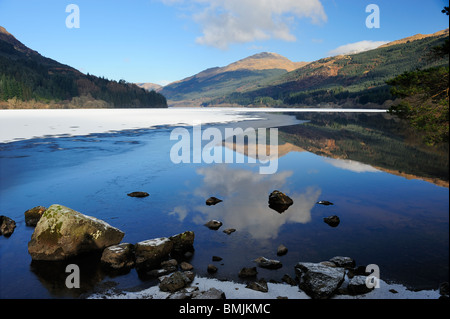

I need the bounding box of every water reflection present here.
[169,165,321,240]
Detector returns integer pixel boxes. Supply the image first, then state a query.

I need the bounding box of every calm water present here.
[0,111,448,298]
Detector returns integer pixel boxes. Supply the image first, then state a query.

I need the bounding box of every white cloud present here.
[160,0,327,50]
[328,40,389,56]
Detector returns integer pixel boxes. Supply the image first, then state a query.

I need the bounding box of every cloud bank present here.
[328,40,389,56]
[160,0,327,49]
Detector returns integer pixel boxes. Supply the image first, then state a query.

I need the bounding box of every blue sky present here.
[0,0,448,85]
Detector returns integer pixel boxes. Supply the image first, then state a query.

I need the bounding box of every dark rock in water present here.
[212,256,223,262]
[180,261,193,271]
[206,197,222,206]
[169,231,195,255]
[268,190,293,213]
[295,262,345,299]
[223,228,236,235]
[207,264,218,273]
[277,244,288,256]
[246,279,268,293]
[316,200,334,206]
[159,271,194,293]
[101,243,135,271]
[134,237,173,271]
[329,256,355,268]
[127,191,149,198]
[347,275,374,295]
[440,282,449,297]
[0,215,16,237]
[239,267,258,278]
[282,274,297,286]
[254,256,283,269]
[192,287,226,299]
[24,206,47,227]
[324,215,340,227]
[204,220,223,230]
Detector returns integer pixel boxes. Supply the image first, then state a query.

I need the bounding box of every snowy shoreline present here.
[0,107,387,144]
[88,275,441,300]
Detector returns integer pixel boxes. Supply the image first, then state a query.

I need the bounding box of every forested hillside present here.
[205,29,449,108]
[0,26,167,109]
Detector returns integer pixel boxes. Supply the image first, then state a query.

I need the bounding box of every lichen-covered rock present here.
[24,206,47,227]
[28,204,124,261]
[295,262,346,299]
[134,237,173,270]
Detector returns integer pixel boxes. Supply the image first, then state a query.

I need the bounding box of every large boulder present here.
[295,262,346,299]
[28,204,124,261]
[134,237,173,271]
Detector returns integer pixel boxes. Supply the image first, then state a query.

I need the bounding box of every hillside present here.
[136,82,163,92]
[0,26,167,109]
[204,29,449,108]
[160,52,307,104]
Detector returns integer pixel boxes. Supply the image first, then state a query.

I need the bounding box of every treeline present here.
[0,37,167,108]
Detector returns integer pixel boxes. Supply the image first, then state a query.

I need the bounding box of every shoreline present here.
[88,275,442,300]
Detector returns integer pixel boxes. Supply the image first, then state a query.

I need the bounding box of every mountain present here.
[0,26,167,109]
[136,82,163,92]
[160,52,308,105]
[202,29,449,108]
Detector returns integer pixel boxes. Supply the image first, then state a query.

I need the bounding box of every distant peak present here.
[247,52,284,59]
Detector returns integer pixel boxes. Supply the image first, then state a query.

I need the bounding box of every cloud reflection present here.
[170,164,321,239]
[323,157,380,173]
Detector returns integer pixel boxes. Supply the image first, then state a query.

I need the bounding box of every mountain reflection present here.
[170,164,321,239]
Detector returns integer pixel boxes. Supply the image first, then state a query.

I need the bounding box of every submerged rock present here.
[324,215,340,227]
[127,192,149,198]
[268,190,293,213]
[0,215,16,237]
[238,267,258,278]
[295,262,346,299]
[223,228,236,235]
[24,206,47,227]
[206,197,222,206]
[28,204,124,261]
